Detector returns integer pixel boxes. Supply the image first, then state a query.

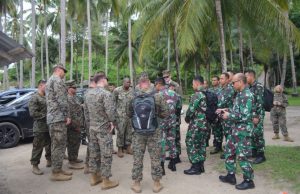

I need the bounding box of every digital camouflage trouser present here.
[49,122,67,172]
[221,120,232,142]
[251,116,265,154]
[271,107,288,136]
[85,125,90,165]
[175,124,181,155]
[211,120,223,144]
[30,132,51,165]
[89,124,113,178]
[161,124,177,162]
[132,129,162,181]
[67,128,81,162]
[225,131,254,180]
[117,116,133,148]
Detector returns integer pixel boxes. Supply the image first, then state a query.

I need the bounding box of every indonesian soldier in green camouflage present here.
[184,75,207,175]
[46,64,72,181]
[245,70,266,164]
[65,80,84,169]
[128,73,169,193]
[113,77,134,158]
[29,80,51,175]
[218,73,255,190]
[85,74,119,190]
[271,85,294,142]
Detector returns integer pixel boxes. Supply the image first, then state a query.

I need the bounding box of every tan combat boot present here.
[61,169,73,176]
[117,147,124,158]
[126,145,133,155]
[73,158,83,163]
[272,133,280,140]
[84,163,91,174]
[50,171,72,181]
[131,181,142,193]
[152,180,163,193]
[46,160,52,167]
[32,165,43,175]
[101,177,119,190]
[283,135,294,142]
[69,161,84,169]
[90,172,103,186]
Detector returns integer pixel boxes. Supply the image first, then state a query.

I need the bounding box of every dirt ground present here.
[0,106,299,194]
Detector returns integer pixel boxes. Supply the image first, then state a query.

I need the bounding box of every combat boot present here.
[131,181,142,193]
[283,135,294,142]
[69,161,84,169]
[117,147,124,158]
[219,173,236,185]
[161,162,165,176]
[73,158,83,163]
[168,159,176,171]
[81,139,88,145]
[220,153,225,159]
[210,143,222,154]
[253,153,266,164]
[126,144,133,155]
[152,180,163,193]
[272,133,280,140]
[184,163,201,175]
[174,154,181,164]
[46,160,52,167]
[199,161,205,173]
[50,171,72,181]
[32,165,43,175]
[84,163,91,174]
[235,179,255,190]
[90,172,103,186]
[61,169,73,176]
[101,177,119,190]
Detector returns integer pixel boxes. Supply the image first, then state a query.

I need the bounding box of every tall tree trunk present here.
[280,52,287,87]
[230,49,233,71]
[117,61,120,86]
[277,52,282,84]
[81,36,85,87]
[105,11,110,76]
[289,43,298,96]
[87,0,92,82]
[173,25,182,86]
[128,17,134,85]
[215,0,227,72]
[41,32,44,79]
[19,0,24,88]
[249,35,254,67]
[238,14,244,73]
[60,0,66,66]
[44,0,49,80]
[31,0,36,87]
[70,19,73,80]
[167,32,171,70]
[184,64,187,94]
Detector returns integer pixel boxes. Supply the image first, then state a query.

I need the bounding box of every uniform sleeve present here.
[229,95,253,122]
[29,95,45,120]
[104,92,116,123]
[253,85,265,120]
[282,94,289,108]
[55,79,70,119]
[156,94,169,119]
[185,94,200,121]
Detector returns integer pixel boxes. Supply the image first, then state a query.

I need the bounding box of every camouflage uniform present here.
[218,84,235,140]
[29,92,51,165]
[159,88,182,161]
[67,93,84,162]
[185,86,207,164]
[224,87,254,180]
[166,80,182,96]
[83,89,91,166]
[270,93,289,136]
[85,87,116,178]
[127,88,169,181]
[249,81,265,155]
[113,86,134,148]
[46,75,70,172]
[208,86,223,145]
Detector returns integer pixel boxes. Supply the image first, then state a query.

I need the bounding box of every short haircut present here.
[123,77,130,82]
[93,74,107,83]
[245,69,256,77]
[38,79,46,85]
[236,73,247,84]
[221,72,230,79]
[155,77,166,86]
[193,75,204,84]
[212,76,219,81]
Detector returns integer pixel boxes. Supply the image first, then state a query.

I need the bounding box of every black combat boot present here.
[199,161,205,173]
[161,162,165,176]
[253,152,266,164]
[206,138,209,147]
[220,153,225,159]
[184,163,201,175]
[168,159,176,171]
[174,154,181,164]
[210,142,222,154]
[219,173,236,185]
[235,179,255,190]
[252,149,257,158]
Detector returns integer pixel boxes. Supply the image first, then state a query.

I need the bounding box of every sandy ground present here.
[0,106,299,194]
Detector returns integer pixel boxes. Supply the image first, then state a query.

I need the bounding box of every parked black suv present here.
[0,88,36,105]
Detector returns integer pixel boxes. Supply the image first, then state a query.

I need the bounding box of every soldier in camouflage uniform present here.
[245,70,266,164]
[29,80,51,175]
[155,78,182,173]
[184,75,207,175]
[85,74,119,190]
[208,76,223,154]
[46,64,72,181]
[218,73,255,190]
[271,85,293,142]
[113,77,134,157]
[128,73,169,193]
[163,70,182,96]
[65,80,84,169]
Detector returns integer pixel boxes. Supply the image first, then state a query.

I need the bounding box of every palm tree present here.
[19,0,24,88]
[31,0,36,87]
[60,0,66,66]
[87,0,92,82]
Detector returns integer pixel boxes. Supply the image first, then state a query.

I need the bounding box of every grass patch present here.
[288,96,300,106]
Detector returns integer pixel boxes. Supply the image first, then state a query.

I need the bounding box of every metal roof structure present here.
[0,31,34,67]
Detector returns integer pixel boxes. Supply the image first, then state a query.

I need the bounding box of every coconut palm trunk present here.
[173,25,182,86]
[87,0,92,82]
[44,0,49,79]
[289,43,298,96]
[105,11,110,76]
[60,0,66,66]
[128,17,134,85]
[19,0,24,88]
[280,52,287,87]
[70,19,73,80]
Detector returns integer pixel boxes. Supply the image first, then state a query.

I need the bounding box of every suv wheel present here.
[0,122,20,148]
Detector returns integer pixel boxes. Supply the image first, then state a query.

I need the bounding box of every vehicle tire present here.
[0,122,20,149]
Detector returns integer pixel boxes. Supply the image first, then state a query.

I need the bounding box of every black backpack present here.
[202,91,218,123]
[132,93,157,135]
[263,87,274,112]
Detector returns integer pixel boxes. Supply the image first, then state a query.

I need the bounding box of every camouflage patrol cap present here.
[138,71,150,82]
[53,63,68,73]
[162,69,170,77]
[65,80,76,88]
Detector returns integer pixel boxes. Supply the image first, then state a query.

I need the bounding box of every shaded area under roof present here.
[0,31,34,67]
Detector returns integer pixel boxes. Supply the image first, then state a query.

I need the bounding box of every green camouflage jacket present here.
[113,86,134,118]
[249,80,265,120]
[217,83,235,109]
[28,92,48,133]
[68,94,84,130]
